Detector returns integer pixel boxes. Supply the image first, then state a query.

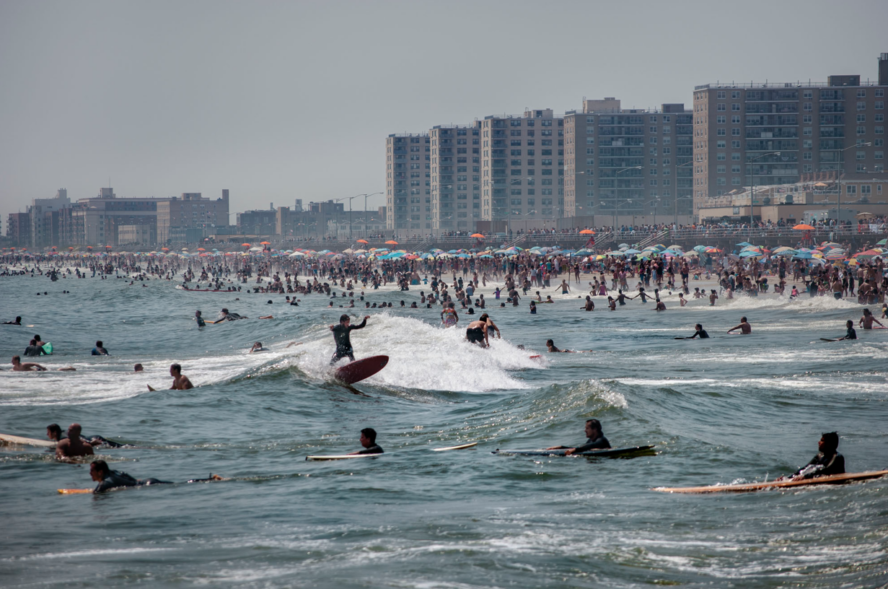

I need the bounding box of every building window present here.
[857,114,867,123]
[803,90,813,99]
[717,128,726,136]
[717,104,726,111]
[803,102,812,111]
[732,140,741,149]
[716,115,726,124]
[717,152,726,161]
[876,114,885,122]
[803,114,813,123]
[717,91,726,99]
[732,91,740,99]
[732,153,741,161]
[732,177,742,185]
[875,151,884,160]
[858,126,867,135]
[732,115,741,124]
[717,177,726,186]
[731,128,740,136]
[716,165,726,173]
[857,89,867,98]
[803,127,812,136]
[803,152,812,160]
[803,140,812,148]
[876,127,885,135]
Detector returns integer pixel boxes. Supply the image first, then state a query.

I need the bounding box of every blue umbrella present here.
[736,242,754,247]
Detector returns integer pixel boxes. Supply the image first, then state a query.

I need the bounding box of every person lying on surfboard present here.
[89,459,225,494]
[545,340,592,353]
[11,355,47,371]
[47,423,123,448]
[778,432,845,481]
[329,314,369,364]
[546,419,612,455]
[347,428,383,455]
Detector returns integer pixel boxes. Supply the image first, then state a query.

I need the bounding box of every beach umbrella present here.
[793,251,815,259]
[618,243,629,249]
[579,229,595,235]
[471,233,485,238]
[739,251,762,258]
[197,248,205,251]
[356,239,369,244]
[260,241,271,245]
[683,251,699,258]
[693,245,708,253]
[667,244,683,250]
[385,240,399,245]
[623,248,641,254]
[241,243,251,247]
[877,239,888,246]
[855,250,882,259]
[793,224,815,230]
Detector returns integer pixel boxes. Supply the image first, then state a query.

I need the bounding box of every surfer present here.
[348,428,383,455]
[47,423,122,448]
[546,419,612,455]
[859,308,884,330]
[830,320,858,341]
[249,342,266,353]
[3,316,22,325]
[195,310,206,327]
[782,432,845,481]
[11,355,46,371]
[91,340,110,355]
[55,424,95,460]
[545,339,591,353]
[329,314,369,364]
[727,317,751,335]
[134,363,144,372]
[23,339,45,357]
[679,324,710,339]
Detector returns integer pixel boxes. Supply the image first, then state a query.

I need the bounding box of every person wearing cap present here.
[787,432,845,480]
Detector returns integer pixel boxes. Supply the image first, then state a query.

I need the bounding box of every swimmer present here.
[654,300,666,312]
[582,296,594,311]
[3,316,22,325]
[91,340,110,355]
[148,363,194,391]
[709,290,718,306]
[249,342,266,353]
[546,419,611,455]
[195,310,206,327]
[837,320,858,341]
[678,293,687,307]
[47,423,122,448]
[859,308,884,330]
[545,339,591,353]
[55,424,95,460]
[465,317,490,347]
[11,355,46,371]
[347,427,383,455]
[329,314,369,364]
[134,363,144,372]
[727,317,751,335]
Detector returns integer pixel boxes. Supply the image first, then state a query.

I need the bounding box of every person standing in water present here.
[329,314,369,364]
[859,308,884,330]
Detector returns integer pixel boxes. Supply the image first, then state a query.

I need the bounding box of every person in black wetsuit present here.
[348,427,383,455]
[838,320,857,340]
[89,460,223,493]
[681,324,710,339]
[24,339,45,357]
[547,419,612,455]
[785,432,845,480]
[329,314,369,364]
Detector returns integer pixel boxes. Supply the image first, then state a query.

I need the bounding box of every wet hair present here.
[267,300,273,304]
[479,313,489,322]
[695,324,703,330]
[740,317,747,322]
[12,355,20,363]
[29,339,37,346]
[863,308,872,316]
[846,320,854,327]
[96,341,103,347]
[171,363,182,373]
[340,314,350,322]
[134,363,143,372]
[546,339,554,346]
[821,432,839,452]
[586,418,602,432]
[361,427,377,444]
[47,424,62,438]
[91,459,110,475]
[221,308,228,313]
[34,335,41,341]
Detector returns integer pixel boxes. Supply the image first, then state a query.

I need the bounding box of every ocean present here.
[1,272,887,588]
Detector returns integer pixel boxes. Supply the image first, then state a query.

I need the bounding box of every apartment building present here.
[429,122,482,233]
[386,134,430,234]
[564,99,694,226]
[692,52,888,217]
[156,190,230,243]
[480,109,564,232]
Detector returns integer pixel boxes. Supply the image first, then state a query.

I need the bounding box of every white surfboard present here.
[0,433,56,448]
[432,442,478,452]
[305,454,381,461]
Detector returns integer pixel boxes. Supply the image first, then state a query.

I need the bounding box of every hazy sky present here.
[1,0,886,223]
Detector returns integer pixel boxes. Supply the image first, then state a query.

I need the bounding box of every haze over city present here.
[1,0,886,224]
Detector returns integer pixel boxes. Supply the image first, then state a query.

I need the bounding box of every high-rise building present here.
[156,191,230,244]
[429,122,482,233]
[480,109,564,232]
[564,99,694,226]
[27,189,72,248]
[692,52,888,216]
[386,134,430,235]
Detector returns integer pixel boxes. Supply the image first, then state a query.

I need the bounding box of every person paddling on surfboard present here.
[47,423,123,448]
[677,323,710,340]
[347,427,383,455]
[778,432,845,481]
[824,320,858,342]
[89,459,223,494]
[11,355,46,372]
[329,314,369,364]
[546,419,612,455]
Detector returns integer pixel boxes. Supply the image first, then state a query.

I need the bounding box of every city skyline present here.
[2,0,887,225]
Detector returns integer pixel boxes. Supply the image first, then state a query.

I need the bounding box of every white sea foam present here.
[291,313,542,393]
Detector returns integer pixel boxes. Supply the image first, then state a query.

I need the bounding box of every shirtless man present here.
[55,424,95,460]
[859,308,884,330]
[11,355,46,371]
[727,317,752,335]
[149,363,194,390]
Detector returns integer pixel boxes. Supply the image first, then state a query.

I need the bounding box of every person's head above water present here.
[90,459,110,480]
[847,320,854,328]
[95,340,103,348]
[68,423,83,439]
[695,324,703,330]
[585,419,603,437]
[46,424,62,440]
[340,314,350,325]
[170,363,182,375]
[134,363,143,372]
[740,317,748,323]
[360,427,377,447]
[820,432,839,454]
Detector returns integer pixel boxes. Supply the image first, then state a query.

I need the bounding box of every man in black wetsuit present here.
[838,320,857,340]
[684,324,709,339]
[547,419,612,455]
[348,427,383,455]
[89,459,223,493]
[329,314,369,364]
[786,432,845,480]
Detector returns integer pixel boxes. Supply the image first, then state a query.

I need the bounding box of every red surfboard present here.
[334,355,389,385]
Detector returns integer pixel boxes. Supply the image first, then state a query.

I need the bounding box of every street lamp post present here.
[673,160,694,228]
[612,166,643,229]
[746,151,781,239]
